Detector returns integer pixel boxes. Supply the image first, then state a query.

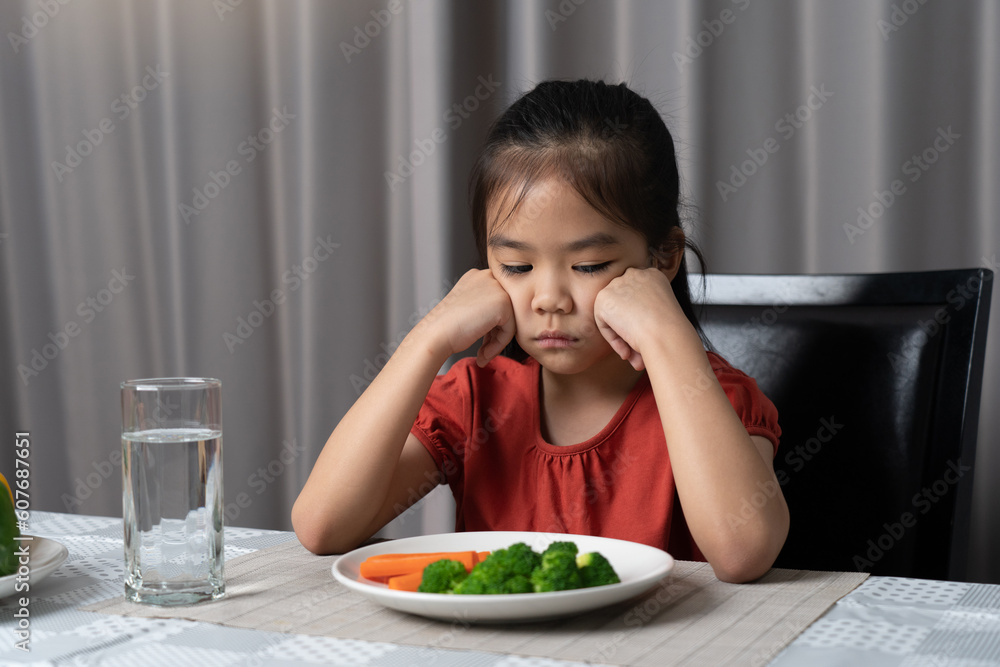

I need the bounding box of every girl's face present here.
[486,177,650,376]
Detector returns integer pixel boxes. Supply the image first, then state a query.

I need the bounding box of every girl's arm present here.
[595,268,789,583]
[292,269,515,554]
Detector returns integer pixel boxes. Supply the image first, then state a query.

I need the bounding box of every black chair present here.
[690,269,993,581]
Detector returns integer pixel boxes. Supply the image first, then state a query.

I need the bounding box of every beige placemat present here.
[82,540,868,666]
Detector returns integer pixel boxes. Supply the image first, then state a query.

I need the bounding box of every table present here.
[2,512,1000,666]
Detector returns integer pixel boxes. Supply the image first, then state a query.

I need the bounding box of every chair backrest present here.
[691,269,992,581]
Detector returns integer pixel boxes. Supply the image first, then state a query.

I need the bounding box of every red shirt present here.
[411,352,781,558]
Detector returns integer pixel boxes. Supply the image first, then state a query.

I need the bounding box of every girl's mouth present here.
[536,331,577,348]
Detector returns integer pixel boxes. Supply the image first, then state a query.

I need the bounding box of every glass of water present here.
[121,377,224,605]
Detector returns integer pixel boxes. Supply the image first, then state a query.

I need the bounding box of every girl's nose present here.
[532,272,573,314]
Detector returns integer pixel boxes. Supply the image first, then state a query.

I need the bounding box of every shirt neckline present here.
[529,357,651,456]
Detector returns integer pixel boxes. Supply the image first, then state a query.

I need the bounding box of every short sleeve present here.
[410,360,474,486]
[708,352,782,455]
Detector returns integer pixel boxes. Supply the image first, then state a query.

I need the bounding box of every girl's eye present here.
[499,264,532,276]
[575,262,612,275]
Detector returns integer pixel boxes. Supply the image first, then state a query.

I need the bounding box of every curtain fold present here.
[1,0,997,581]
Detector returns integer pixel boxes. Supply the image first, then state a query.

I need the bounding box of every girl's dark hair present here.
[468,79,707,357]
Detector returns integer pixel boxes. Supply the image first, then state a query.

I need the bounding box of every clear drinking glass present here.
[121,377,224,605]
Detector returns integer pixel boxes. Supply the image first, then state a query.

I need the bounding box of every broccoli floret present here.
[541,541,579,559]
[417,559,469,594]
[530,550,582,592]
[445,541,616,595]
[503,574,533,594]
[491,542,542,577]
[451,568,496,595]
[452,543,542,595]
[576,552,621,588]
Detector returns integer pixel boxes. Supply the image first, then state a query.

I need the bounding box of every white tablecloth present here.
[3,511,1000,666]
[772,574,1000,666]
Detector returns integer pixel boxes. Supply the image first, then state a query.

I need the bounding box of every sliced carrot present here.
[387,570,425,592]
[476,551,491,563]
[359,551,477,580]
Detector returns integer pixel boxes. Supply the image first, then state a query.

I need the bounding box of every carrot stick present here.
[364,551,478,563]
[476,551,491,563]
[387,570,426,592]
[359,551,477,580]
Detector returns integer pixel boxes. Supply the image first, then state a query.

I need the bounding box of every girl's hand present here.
[593,267,689,371]
[423,269,516,367]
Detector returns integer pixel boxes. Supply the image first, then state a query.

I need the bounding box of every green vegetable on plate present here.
[420,540,620,595]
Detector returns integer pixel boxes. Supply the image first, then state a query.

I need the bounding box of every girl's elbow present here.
[295,528,329,555]
[294,521,356,555]
[291,502,339,555]
[712,555,774,583]
[711,538,782,582]
[713,516,789,583]
[291,502,370,555]
[291,508,322,554]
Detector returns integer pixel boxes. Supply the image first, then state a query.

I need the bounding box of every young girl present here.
[293,79,788,583]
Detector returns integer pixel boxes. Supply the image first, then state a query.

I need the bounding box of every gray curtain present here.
[1,0,997,582]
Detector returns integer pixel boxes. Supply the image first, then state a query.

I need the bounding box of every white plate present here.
[0,536,69,598]
[332,531,674,623]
